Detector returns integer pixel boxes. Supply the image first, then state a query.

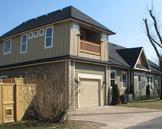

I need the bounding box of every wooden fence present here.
[0,78,35,123]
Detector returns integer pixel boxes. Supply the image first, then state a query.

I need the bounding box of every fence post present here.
[1,84,3,123]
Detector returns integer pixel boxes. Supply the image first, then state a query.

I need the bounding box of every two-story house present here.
[0,6,161,108]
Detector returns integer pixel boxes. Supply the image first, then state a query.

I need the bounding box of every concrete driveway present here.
[69,106,162,129]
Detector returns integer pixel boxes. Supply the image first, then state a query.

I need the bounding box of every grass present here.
[0,120,103,129]
[119,99,162,109]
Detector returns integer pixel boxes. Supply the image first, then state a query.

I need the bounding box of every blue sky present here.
[0,0,162,62]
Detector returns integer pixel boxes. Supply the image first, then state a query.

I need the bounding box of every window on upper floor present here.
[21,34,28,53]
[45,27,53,49]
[39,29,44,36]
[34,30,38,38]
[29,32,33,39]
[3,39,11,55]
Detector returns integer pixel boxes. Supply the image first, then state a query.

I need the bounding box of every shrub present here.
[112,84,121,105]
[29,67,69,123]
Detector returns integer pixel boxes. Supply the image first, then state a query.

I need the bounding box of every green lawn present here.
[0,120,103,129]
[119,99,162,109]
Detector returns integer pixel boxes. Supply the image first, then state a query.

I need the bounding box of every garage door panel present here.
[79,79,100,107]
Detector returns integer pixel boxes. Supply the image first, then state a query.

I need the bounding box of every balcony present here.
[79,40,101,56]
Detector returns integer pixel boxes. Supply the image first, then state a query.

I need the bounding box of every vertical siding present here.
[110,68,129,95]
[133,71,160,98]
[0,21,71,66]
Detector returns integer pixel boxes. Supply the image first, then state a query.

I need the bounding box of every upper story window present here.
[29,32,33,39]
[3,39,11,55]
[34,31,38,38]
[45,27,53,49]
[39,29,44,36]
[21,34,28,53]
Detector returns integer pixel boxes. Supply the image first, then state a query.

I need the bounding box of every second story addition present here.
[0,6,115,67]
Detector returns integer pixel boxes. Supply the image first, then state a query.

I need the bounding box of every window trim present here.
[136,73,145,91]
[110,70,116,87]
[147,75,153,89]
[3,39,12,55]
[33,30,38,38]
[39,29,44,36]
[29,32,33,39]
[121,71,127,89]
[44,26,53,49]
[5,107,13,117]
[20,34,28,54]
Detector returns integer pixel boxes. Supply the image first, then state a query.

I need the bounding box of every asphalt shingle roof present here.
[109,42,161,74]
[1,6,115,39]
[117,47,142,67]
[108,43,130,67]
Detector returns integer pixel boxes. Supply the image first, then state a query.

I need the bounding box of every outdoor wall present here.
[0,61,67,78]
[74,62,106,108]
[133,71,161,99]
[0,78,35,123]
[70,22,109,61]
[110,67,129,95]
[0,21,71,67]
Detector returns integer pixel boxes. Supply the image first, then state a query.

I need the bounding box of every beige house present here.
[0,6,161,110]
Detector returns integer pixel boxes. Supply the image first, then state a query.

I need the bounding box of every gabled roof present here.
[108,43,130,68]
[109,42,161,74]
[1,6,115,40]
[117,47,142,67]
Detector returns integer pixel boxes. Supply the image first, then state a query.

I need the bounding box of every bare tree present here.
[143,9,162,99]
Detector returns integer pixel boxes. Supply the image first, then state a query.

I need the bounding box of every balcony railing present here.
[80,40,101,56]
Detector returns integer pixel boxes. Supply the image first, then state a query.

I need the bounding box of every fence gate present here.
[0,83,15,123]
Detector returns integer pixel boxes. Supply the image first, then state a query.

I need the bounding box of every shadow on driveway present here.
[126,116,162,129]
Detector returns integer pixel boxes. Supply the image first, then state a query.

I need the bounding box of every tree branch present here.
[143,18,161,59]
[150,36,162,48]
[149,10,162,44]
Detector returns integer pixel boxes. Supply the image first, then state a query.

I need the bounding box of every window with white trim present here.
[137,74,142,91]
[45,27,53,48]
[21,34,28,53]
[3,39,11,54]
[147,75,153,89]
[34,31,38,38]
[29,32,33,39]
[39,29,44,36]
[110,70,116,87]
[121,71,127,88]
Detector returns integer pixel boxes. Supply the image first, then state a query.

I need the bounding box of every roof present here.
[108,43,130,67]
[1,6,115,39]
[117,47,142,67]
[148,60,161,74]
[109,42,161,74]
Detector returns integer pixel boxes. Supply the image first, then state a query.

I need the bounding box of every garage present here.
[79,79,100,107]
[78,73,103,107]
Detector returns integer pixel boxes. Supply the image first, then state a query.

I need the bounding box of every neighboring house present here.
[109,43,161,99]
[0,6,161,109]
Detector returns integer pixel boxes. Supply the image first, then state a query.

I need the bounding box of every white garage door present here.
[79,79,100,107]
